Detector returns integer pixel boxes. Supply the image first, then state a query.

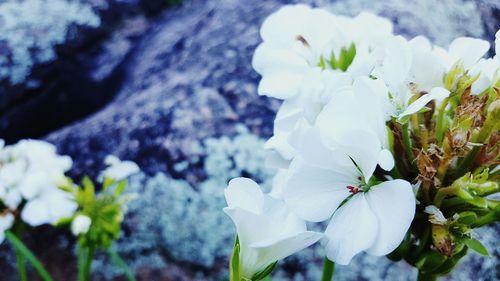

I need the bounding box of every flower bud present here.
[71,215,91,236]
[431,224,453,257]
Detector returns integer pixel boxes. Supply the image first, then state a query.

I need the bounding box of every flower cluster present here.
[0,138,139,281]
[225,4,499,281]
[0,139,75,239]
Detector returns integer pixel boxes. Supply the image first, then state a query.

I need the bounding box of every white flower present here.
[469,30,500,94]
[407,36,447,92]
[315,77,394,170]
[264,71,352,167]
[282,127,415,265]
[253,5,336,99]
[435,37,490,71]
[100,155,140,181]
[0,212,14,244]
[71,215,92,236]
[223,178,322,279]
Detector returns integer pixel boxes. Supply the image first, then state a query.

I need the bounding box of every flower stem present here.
[78,244,95,281]
[321,257,335,281]
[435,98,449,145]
[15,247,28,281]
[434,186,457,207]
[417,271,438,281]
[402,123,415,168]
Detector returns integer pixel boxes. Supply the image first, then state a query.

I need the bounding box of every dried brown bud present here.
[446,129,470,156]
[455,89,488,128]
[476,132,500,167]
[416,147,441,184]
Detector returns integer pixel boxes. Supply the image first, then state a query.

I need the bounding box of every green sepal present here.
[456,211,477,225]
[427,244,468,275]
[463,238,490,256]
[230,236,240,281]
[251,262,277,281]
[415,251,448,272]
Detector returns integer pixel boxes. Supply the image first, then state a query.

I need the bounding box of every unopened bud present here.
[431,224,453,257]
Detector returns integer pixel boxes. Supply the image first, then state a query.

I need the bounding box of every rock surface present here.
[0,0,499,280]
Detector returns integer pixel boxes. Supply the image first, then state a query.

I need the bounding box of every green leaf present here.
[108,248,137,281]
[5,230,54,281]
[464,238,490,256]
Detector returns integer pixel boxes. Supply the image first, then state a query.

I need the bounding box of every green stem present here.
[108,248,137,281]
[472,211,499,228]
[84,246,95,281]
[417,271,438,281]
[321,257,335,281]
[435,98,449,145]
[5,230,53,281]
[455,106,499,178]
[78,244,95,281]
[402,123,415,168]
[434,186,457,207]
[15,247,28,281]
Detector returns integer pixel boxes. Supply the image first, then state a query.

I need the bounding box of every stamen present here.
[296,35,310,48]
[347,185,360,194]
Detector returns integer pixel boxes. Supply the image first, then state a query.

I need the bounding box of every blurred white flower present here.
[223,178,322,279]
[0,139,76,226]
[435,37,490,71]
[71,214,92,236]
[100,155,140,181]
[0,212,14,244]
[21,187,77,226]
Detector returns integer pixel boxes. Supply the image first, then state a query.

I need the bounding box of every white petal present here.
[448,37,490,69]
[252,43,308,75]
[290,126,352,170]
[249,231,323,273]
[225,178,264,214]
[269,170,288,199]
[21,199,51,226]
[334,129,382,182]
[45,189,77,221]
[365,180,415,256]
[378,149,395,171]
[284,158,353,222]
[260,5,312,48]
[323,193,378,265]
[258,72,303,99]
[399,87,450,118]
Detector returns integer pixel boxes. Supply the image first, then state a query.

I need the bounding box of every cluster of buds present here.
[224,4,499,281]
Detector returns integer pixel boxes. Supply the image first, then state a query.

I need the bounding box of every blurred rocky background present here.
[0,0,498,280]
